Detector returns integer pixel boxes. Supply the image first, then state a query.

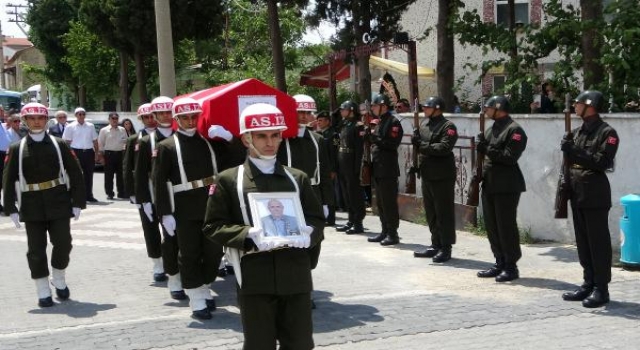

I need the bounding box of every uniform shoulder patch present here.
[512,133,522,141]
[134,143,139,152]
[208,184,217,196]
[152,149,158,158]
[446,128,456,136]
[607,136,618,145]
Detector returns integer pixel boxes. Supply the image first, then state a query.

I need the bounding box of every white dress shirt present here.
[63,121,98,149]
[98,125,127,151]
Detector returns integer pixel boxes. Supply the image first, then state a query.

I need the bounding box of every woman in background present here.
[121,118,136,137]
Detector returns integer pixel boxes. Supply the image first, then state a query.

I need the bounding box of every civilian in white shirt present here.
[6,114,25,143]
[98,112,128,200]
[62,107,100,202]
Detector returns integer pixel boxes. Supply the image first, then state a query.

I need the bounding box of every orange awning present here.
[299,60,350,88]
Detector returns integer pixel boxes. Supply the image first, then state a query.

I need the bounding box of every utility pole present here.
[0,20,5,89]
[154,0,176,97]
[6,2,29,37]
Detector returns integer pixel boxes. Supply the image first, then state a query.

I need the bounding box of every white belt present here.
[172,176,216,193]
[22,177,66,192]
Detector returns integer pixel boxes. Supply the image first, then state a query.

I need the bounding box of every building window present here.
[493,76,506,93]
[496,0,529,26]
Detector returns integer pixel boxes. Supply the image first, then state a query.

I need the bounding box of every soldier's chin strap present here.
[244,134,277,160]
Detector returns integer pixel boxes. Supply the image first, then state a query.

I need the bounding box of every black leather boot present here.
[346,223,364,234]
[336,222,353,232]
[380,232,399,246]
[477,261,504,278]
[368,232,387,242]
[562,284,593,301]
[414,246,439,258]
[495,265,519,282]
[432,247,452,263]
[582,285,610,308]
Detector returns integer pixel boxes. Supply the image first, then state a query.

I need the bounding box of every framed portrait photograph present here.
[247,192,308,246]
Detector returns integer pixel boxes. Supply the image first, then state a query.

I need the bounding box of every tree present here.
[436,0,456,112]
[25,0,81,106]
[308,0,417,102]
[62,21,120,106]
[580,0,605,90]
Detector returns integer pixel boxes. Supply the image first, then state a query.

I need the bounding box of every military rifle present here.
[405,98,420,194]
[554,93,572,219]
[360,100,372,186]
[465,99,485,207]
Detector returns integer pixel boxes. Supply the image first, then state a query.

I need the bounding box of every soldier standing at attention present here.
[135,96,185,300]
[3,103,85,307]
[368,93,404,246]
[476,95,527,282]
[411,97,458,262]
[203,103,324,349]
[560,90,619,308]
[335,100,366,234]
[315,111,339,226]
[278,94,333,305]
[153,97,231,320]
[123,103,167,282]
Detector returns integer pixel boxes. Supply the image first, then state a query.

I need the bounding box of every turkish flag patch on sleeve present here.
[512,133,522,141]
[391,126,400,137]
[70,150,77,159]
[607,136,618,145]
[447,129,456,136]
[208,184,217,196]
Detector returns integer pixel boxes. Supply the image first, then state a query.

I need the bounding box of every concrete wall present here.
[394,112,639,246]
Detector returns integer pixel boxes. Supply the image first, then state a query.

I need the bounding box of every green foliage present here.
[62,21,119,101]
[465,215,488,237]
[25,0,78,90]
[452,0,640,111]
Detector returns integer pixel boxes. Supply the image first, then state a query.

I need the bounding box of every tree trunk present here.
[119,50,131,111]
[78,85,87,108]
[353,1,371,102]
[135,52,149,103]
[580,0,604,89]
[437,0,455,112]
[266,0,287,93]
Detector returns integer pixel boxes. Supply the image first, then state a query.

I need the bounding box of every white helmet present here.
[172,97,202,119]
[293,94,317,112]
[150,96,174,113]
[239,103,288,135]
[137,103,152,118]
[21,102,48,117]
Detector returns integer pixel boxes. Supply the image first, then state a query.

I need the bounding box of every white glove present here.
[162,215,176,237]
[247,227,263,239]
[130,196,136,204]
[300,225,314,236]
[10,213,21,229]
[322,205,329,218]
[72,207,81,221]
[142,202,154,222]
[288,235,311,249]
[208,125,233,142]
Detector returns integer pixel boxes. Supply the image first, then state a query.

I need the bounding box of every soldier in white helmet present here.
[123,103,168,282]
[204,103,324,349]
[3,103,85,307]
[278,94,333,308]
[153,97,232,320]
[134,96,185,300]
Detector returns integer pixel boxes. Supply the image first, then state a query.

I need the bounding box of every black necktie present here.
[60,124,64,134]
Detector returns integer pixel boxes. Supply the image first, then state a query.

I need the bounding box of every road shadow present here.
[163,300,190,308]
[596,300,640,320]
[28,300,116,318]
[186,308,243,331]
[509,277,577,291]
[538,246,578,264]
[86,200,112,206]
[446,257,493,271]
[312,290,384,333]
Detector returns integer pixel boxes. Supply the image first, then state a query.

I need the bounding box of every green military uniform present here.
[337,119,366,228]
[480,116,527,270]
[566,116,618,288]
[277,129,333,268]
[319,125,339,225]
[416,115,458,249]
[3,135,85,279]
[153,132,228,289]
[135,129,179,276]
[203,159,324,350]
[123,129,162,260]
[370,111,404,239]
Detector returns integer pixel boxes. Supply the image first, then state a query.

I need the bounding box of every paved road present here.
[1,173,639,350]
